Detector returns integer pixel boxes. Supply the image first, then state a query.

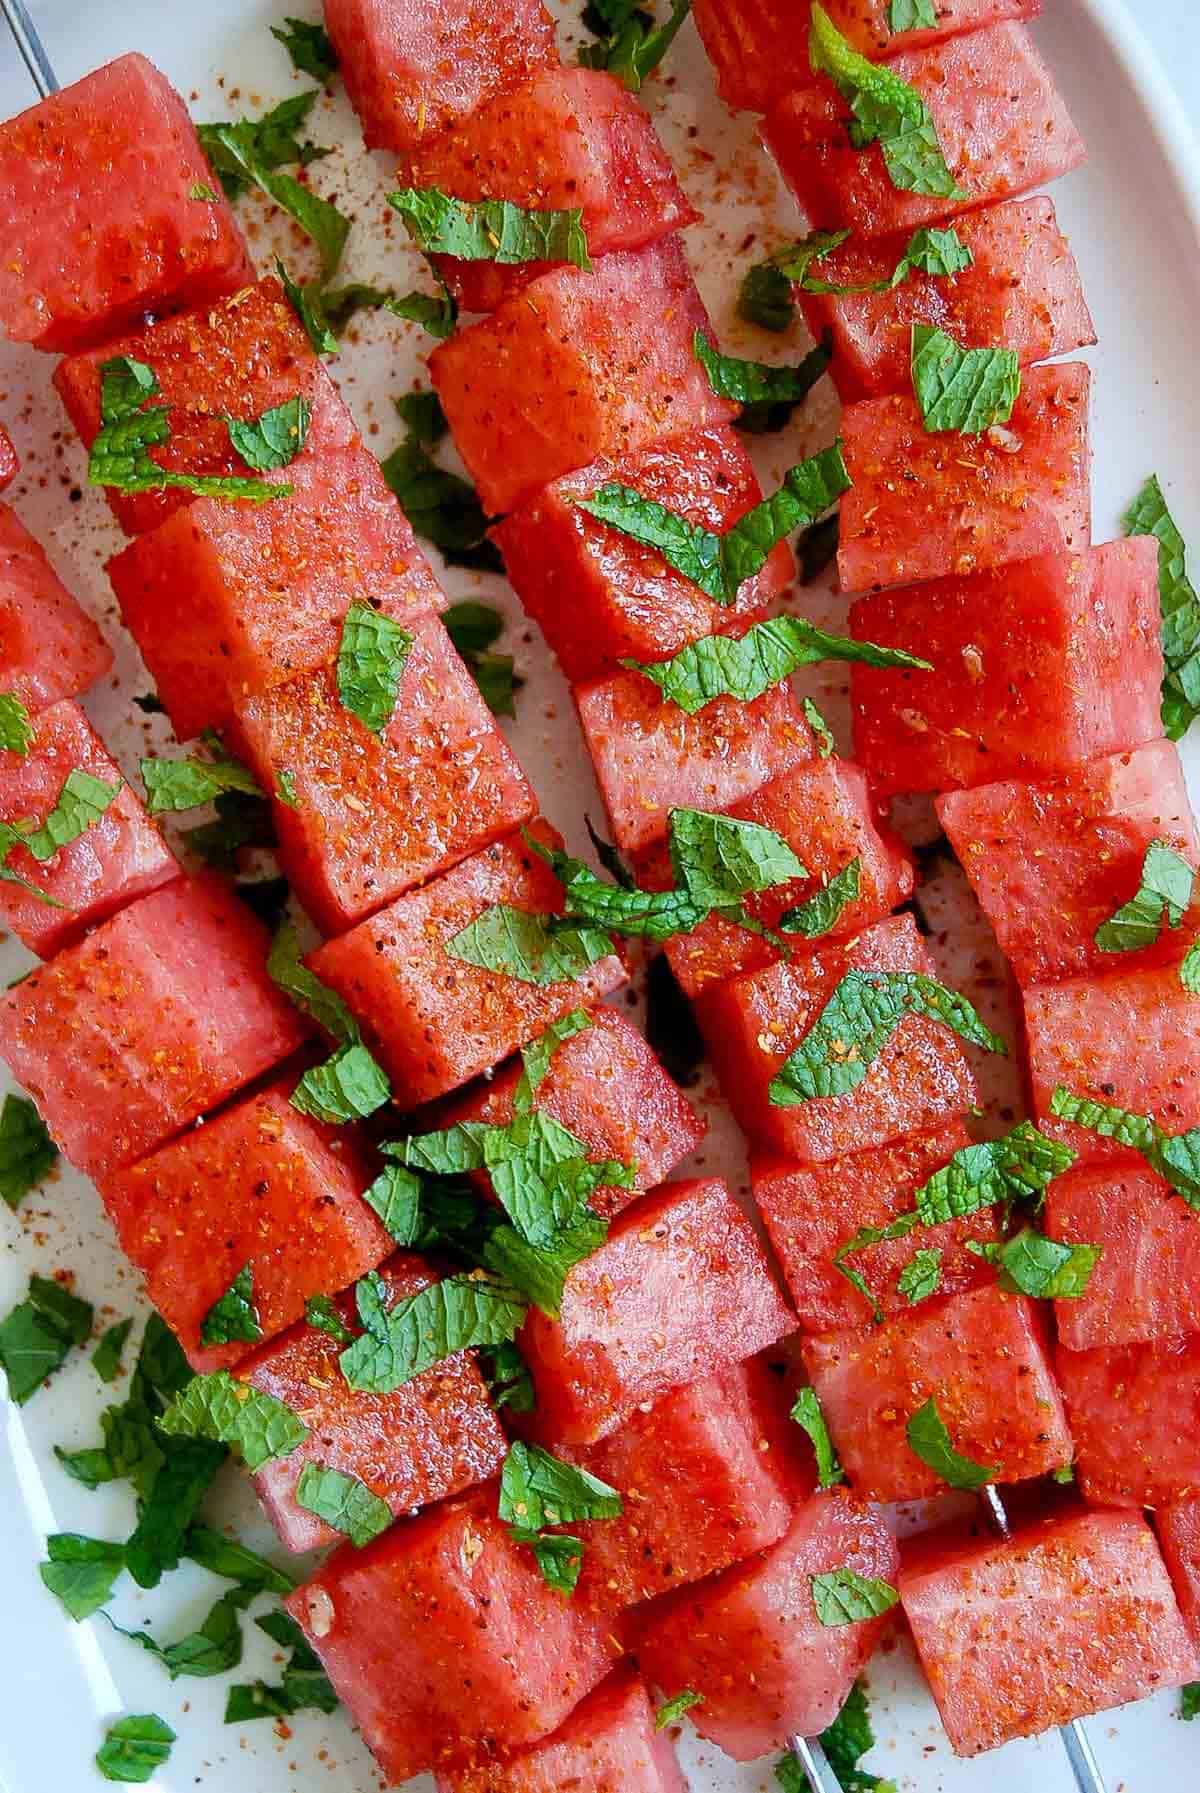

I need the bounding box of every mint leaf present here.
[776,1681,896,1793]
[158,1371,309,1471]
[291,1043,391,1125]
[781,859,862,940]
[810,1567,899,1626]
[268,920,360,1045]
[91,355,286,502]
[1124,474,1200,739]
[39,1533,125,1619]
[968,1228,1100,1300]
[320,279,458,340]
[905,1394,995,1489]
[184,1524,295,1592]
[656,1690,704,1730]
[0,692,33,754]
[389,188,591,270]
[200,1265,262,1348]
[1049,1086,1200,1210]
[275,256,339,356]
[0,1093,57,1211]
[580,0,692,91]
[141,741,263,813]
[1183,943,1200,993]
[694,330,830,433]
[1183,1684,1200,1721]
[581,480,727,601]
[304,1294,354,1344]
[738,259,795,333]
[889,0,937,27]
[183,790,276,868]
[508,1525,585,1595]
[444,904,615,985]
[200,92,329,196]
[896,1246,943,1304]
[339,1274,526,1392]
[125,1433,227,1589]
[295,1462,392,1546]
[95,1714,175,1783]
[481,1339,535,1413]
[271,16,337,80]
[499,1441,622,1527]
[0,1274,92,1404]
[785,223,973,296]
[803,696,836,757]
[114,1587,252,1679]
[790,1386,845,1489]
[335,603,413,734]
[201,116,347,275]
[380,409,502,574]
[1095,839,1194,954]
[227,397,311,473]
[444,600,521,717]
[482,1213,607,1317]
[361,1164,425,1245]
[516,1009,593,1101]
[0,769,120,901]
[93,1318,134,1384]
[911,326,1021,434]
[915,1123,1075,1224]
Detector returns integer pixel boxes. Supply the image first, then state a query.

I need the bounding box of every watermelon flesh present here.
[436,1005,706,1220]
[1056,1334,1200,1508]
[938,739,1200,985]
[849,539,1163,796]
[230,617,535,934]
[308,822,626,1108]
[696,913,978,1163]
[325,0,558,155]
[435,1667,687,1793]
[1156,1501,1200,1651]
[752,1120,1000,1331]
[0,875,309,1179]
[1,503,113,712]
[0,699,178,958]
[800,195,1094,401]
[0,424,16,491]
[803,1284,1072,1501]
[900,1508,1198,1755]
[633,1489,900,1757]
[285,1491,621,1785]
[0,54,252,352]
[575,669,818,858]
[839,362,1091,593]
[430,238,736,516]
[1046,1164,1200,1351]
[242,1253,507,1553]
[492,425,790,685]
[764,24,1085,240]
[636,758,914,1000]
[521,1177,796,1446]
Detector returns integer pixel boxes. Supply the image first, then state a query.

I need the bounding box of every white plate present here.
[0,2,1197,1788]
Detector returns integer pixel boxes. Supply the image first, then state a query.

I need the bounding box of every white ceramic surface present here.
[0,2,1197,1788]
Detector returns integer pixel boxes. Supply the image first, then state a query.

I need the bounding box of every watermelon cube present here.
[839,362,1091,593]
[1046,1164,1200,1351]
[692,0,1039,113]
[0,875,309,1179]
[634,1489,899,1757]
[435,1667,687,1793]
[230,616,535,934]
[636,758,914,1000]
[0,423,16,491]
[763,24,1084,241]
[802,1284,1072,1501]
[436,1005,705,1220]
[899,1508,1198,1756]
[800,196,1094,402]
[849,539,1163,796]
[575,668,817,858]
[752,1120,1001,1331]
[101,1079,391,1374]
[696,913,977,1163]
[0,699,177,958]
[1056,1335,1200,1508]
[285,1490,621,1784]
[1,503,113,712]
[0,55,252,353]
[55,275,358,538]
[308,822,626,1107]
[107,444,445,741]
[241,1252,507,1552]
[430,238,736,516]
[493,425,790,684]
[937,740,1199,984]
[522,1177,796,1445]
[1156,1501,1200,1650]
[325,0,558,155]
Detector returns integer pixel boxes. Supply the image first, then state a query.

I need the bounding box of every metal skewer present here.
[1,0,58,97]
[786,1731,845,1793]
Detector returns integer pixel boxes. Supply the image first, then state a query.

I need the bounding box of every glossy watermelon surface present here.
[1156,1500,1200,1651]
[1047,1163,1200,1350]
[0,502,113,712]
[1056,1334,1200,1508]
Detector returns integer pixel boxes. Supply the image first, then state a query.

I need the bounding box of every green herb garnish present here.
[389,188,590,269]
[95,1714,176,1783]
[158,1371,309,1470]
[0,1274,91,1404]
[0,1093,57,1211]
[810,1567,899,1626]
[966,1228,1100,1299]
[271,16,337,80]
[1124,474,1200,739]
[335,603,413,733]
[0,692,33,754]
[911,326,1021,434]
[91,356,286,501]
[580,0,692,90]
[338,1271,527,1393]
[227,397,311,473]
[791,1386,846,1488]
[199,1265,262,1349]
[905,1394,995,1489]
[295,1463,392,1546]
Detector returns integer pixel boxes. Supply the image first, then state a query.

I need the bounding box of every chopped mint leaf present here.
[95,1714,176,1783]
[1049,1086,1200,1210]
[509,1525,585,1595]
[93,1317,134,1384]
[271,16,338,80]
[1182,1683,1200,1720]
[1124,474,1200,739]
[915,1123,1075,1225]
[334,602,414,734]
[1183,943,1200,993]
[227,397,311,473]
[339,1273,526,1392]
[967,1228,1099,1300]
[776,1680,896,1793]
[499,1441,622,1528]
[183,790,276,868]
[0,1273,92,1404]
[320,279,458,339]
[890,0,937,27]
[482,1212,607,1318]
[695,330,831,434]
[1095,839,1194,953]
[141,740,263,813]
[656,1690,704,1730]
[40,1532,126,1620]
[200,92,329,196]
[396,388,449,443]
[90,355,286,502]
[125,1433,227,1589]
[291,1042,391,1125]
[201,105,347,275]
[184,1524,295,1593]
[0,692,33,754]
[803,696,836,756]
[911,326,1021,434]
[275,256,339,356]
[0,1092,57,1211]
[481,1339,536,1412]
[0,769,120,906]
[200,1265,262,1348]
[781,859,863,940]
[781,223,973,295]
[276,770,299,808]
[791,1386,846,1489]
[906,1394,996,1489]
[295,1462,392,1546]
[443,600,522,717]
[580,0,692,91]
[362,1164,425,1245]
[738,258,795,333]
[810,1566,899,1626]
[113,1586,252,1679]
[517,1009,593,1101]
[190,182,220,201]
[380,403,503,573]
[158,1370,309,1471]
[809,2,965,199]
[389,188,591,269]
[896,1245,943,1304]
[304,1294,354,1344]
[1052,1462,1076,1485]
[445,904,615,985]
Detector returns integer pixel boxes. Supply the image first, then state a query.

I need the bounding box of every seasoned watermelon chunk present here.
[522,1177,796,1445]
[0,699,177,958]
[1046,1164,1200,1351]
[0,54,252,352]
[242,1252,507,1552]
[101,1079,390,1374]
[436,1667,687,1793]
[437,1005,705,1220]
[0,423,16,491]
[430,239,735,515]
[493,426,789,683]
[634,1489,899,1756]
[1157,1501,1200,1650]
[803,1285,1072,1501]
[800,196,1094,401]
[576,669,817,857]
[696,913,977,1162]
[764,25,1084,240]
[938,740,1199,985]
[309,823,626,1107]
[637,758,914,999]
[1056,1335,1200,1508]
[849,540,1163,796]
[899,1509,1198,1755]
[108,445,444,741]
[752,1120,1000,1331]
[0,875,309,1178]
[285,1491,620,1784]
[325,0,558,155]
[839,362,1091,593]
[1,504,113,712]
[230,617,535,933]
